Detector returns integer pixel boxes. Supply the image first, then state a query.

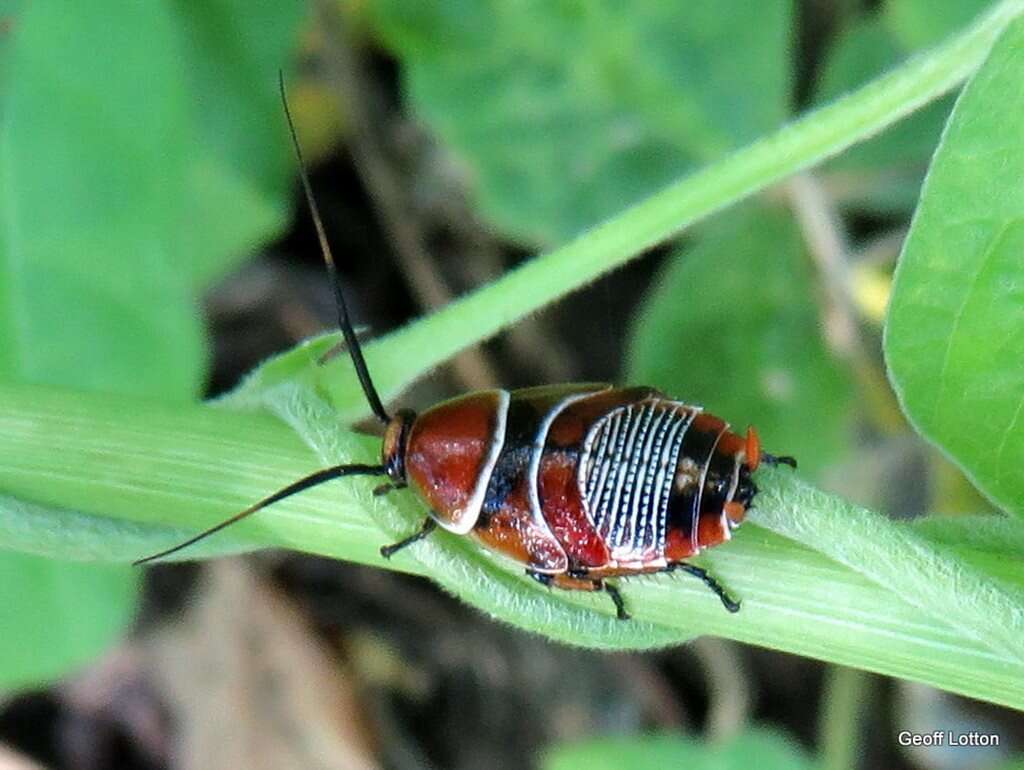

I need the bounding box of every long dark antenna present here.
[278,70,391,424]
[133,463,386,565]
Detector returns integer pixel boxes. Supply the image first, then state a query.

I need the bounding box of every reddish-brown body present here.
[391,384,767,607]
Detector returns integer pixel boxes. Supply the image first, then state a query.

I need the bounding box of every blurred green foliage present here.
[0,0,1022,723]
[885,0,992,48]
[0,551,137,689]
[173,0,307,286]
[369,0,792,244]
[813,0,994,214]
[628,203,853,477]
[541,729,814,770]
[815,16,952,212]
[0,0,304,687]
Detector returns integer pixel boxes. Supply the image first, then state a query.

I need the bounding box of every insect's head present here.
[722,426,795,524]
[702,428,761,527]
[730,466,757,515]
[382,408,417,483]
[705,459,756,528]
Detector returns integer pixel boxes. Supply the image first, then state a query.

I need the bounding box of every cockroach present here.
[135,75,796,620]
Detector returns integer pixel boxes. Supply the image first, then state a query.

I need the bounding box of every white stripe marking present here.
[649,406,695,554]
[607,403,653,547]
[442,390,510,535]
[581,400,703,562]
[626,404,670,551]
[692,424,728,554]
[526,391,595,538]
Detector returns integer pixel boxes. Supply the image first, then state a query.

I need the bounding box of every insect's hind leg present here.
[380,517,436,559]
[526,569,631,621]
[601,581,630,621]
[666,562,741,613]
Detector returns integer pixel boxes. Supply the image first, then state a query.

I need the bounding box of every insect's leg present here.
[670,563,741,613]
[601,581,630,621]
[533,570,631,621]
[380,517,436,559]
[761,453,797,469]
[526,570,553,588]
[373,481,407,497]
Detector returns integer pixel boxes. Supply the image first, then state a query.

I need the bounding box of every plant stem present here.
[819,666,871,770]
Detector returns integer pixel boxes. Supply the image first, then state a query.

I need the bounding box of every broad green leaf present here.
[541,729,814,770]
[171,0,306,287]
[0,1,199,687]
[627,204,853,476]
[0,551,138,689]
[885,15,1024,518]
[0,2,23,92]
[0,1,203,398]
[370,0,792,244]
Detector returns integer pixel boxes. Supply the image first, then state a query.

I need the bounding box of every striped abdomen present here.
[578,399,697,567]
